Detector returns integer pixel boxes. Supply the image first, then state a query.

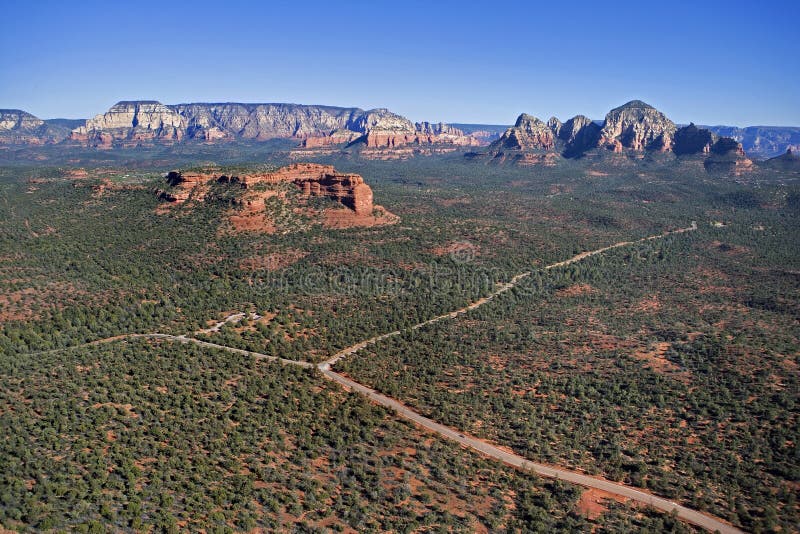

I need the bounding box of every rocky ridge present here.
[0,109,74,145]
[485,100,747,168]
[763,148,800,171]
[705,125,800,159]
[4,100,798,160]
[66,101,481,149]
[487,112,599,161]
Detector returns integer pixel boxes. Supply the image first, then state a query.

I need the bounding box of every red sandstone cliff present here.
[157,163,383,218]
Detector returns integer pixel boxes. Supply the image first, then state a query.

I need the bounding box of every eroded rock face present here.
[364,131,423,148]
[352,108,415,134]
[158,163,375,215]
[175,103,365,140]
[673,123,716,155]
[415,122,464,136]
[0,109,44,130]
[0,109,73,145]
[490,114,556,152]
[358,113,479,148]
[72,101,186,146]
[301,129,360,148]
[68,101,479,150]
[558,115,601,156]
[259,163,374,215]
[599,100,676,152]
[158,171,210,203]
[704,138,753,174]
[547,117,563,138]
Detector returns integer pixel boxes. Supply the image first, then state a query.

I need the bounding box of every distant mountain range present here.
[479,101,799,164]
[0,102,480,152]
[0,101,798,159]
[700,125,800,159]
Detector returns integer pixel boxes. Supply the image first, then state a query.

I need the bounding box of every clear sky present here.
[1,0,798,126]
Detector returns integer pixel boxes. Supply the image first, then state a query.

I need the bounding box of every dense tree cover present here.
[0,156,721,360]
[339,208,800,532]
[1,154,797,531]
[0,338,674,533]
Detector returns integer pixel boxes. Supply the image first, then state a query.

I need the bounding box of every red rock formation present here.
[158,163,375,216]
[363,130,481,149]
[365,131,419,148]
[301,130,360,148]
[259,163,374,215]
[157,171,210,202]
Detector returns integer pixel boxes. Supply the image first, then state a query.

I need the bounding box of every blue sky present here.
[1,0,798,125]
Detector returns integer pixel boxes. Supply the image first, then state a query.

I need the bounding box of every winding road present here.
[21,222,743,533]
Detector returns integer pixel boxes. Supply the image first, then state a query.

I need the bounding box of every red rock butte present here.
[160,163,374,216]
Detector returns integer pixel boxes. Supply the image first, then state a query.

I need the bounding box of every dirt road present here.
[19,222,742,533]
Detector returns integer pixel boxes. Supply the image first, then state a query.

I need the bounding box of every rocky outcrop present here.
[364,131,422,148]
[673,123,715,155]
[293,166,374,215]
[415,122,463,136]
[474,100,761,166]
[710,137,744,156]
[672,124,753,176]
[301,129,360,148]
[703,137,753,174]
[490,114,556,152]
[158,171,210,203]
[557,115,602,157]
[358,112,479,148]
[158,163,375,215]
[599,100,676,152]
[547,117,563,138]
[486,113,599,162]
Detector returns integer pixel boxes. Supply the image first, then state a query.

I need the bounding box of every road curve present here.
[322,369,742,534]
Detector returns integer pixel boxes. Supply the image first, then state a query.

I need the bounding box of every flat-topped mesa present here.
[160,163,375,215]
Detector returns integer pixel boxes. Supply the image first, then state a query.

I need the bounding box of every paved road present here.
[19,223,742,533]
